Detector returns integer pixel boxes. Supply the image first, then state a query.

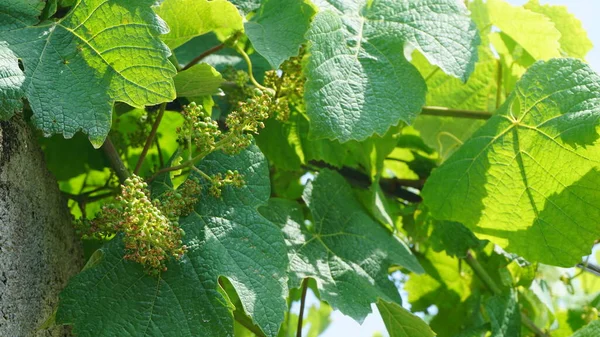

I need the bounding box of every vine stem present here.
[235,45,271,92]
[181,32,241,71]
[421,106,492,120]
[464,251,550,337]
[495,59,503,109]
[181,43,226,71]
[134,103,166,175]
[297,278,309,337]
[147,130,239,182]
[101,137,130,183]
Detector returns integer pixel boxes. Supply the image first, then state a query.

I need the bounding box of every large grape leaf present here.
[377,300,435,337]
[57,145,289,337]
[259,171,422,322]
[304,0,479,142]
[524,0,592,60]
[0,0,176,147]
[487,0,561,61]
[154,0,243,50]
[0,41,25,119]
[245,0,315,69]
[422,58,600,267]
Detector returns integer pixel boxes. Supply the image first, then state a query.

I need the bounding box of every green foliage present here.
[422,58,600,267]
[260,170,422,322]
[245,0,315,69]
[154,0,243,49]
[524,0,593,59]
[174,64,223,98]
[58,145,289,337]
[377,300,435,337]
[0,42,25,119]
[0,0,176,147]
[304,0,479,142]
[485,291,521,337]
[1,0,599,336]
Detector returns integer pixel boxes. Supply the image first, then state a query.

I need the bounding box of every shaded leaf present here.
[245,0,315,69]
[0,41,25,119]
[485,290,520,337]
[260,171,422,323]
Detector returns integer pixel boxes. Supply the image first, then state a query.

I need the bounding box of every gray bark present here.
[0,116,83,337]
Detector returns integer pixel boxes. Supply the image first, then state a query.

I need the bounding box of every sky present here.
[296,1,600,336]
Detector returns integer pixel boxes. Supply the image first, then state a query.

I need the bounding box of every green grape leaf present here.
[430,221,487,258]
[57,145,289,337]
[487,0,561,60]
[422,58,600,266]
[256,110,400,176]
[0,0,176,147]
[572,320,600,337]
[377,300,435,337]
[305,303,333,337]
[485,291,520,337]
[304,0,479,142]
[406,249,473,313]
[405,248,480,337]
[0,41,25,119]
[174,63,223,98]
[524,0,593,59]
[245,0,315,69]
[254,116,305,171]
[259,171,422,322]
[155,0,243,50]
[41,0,58,20]
[229,0,262,15]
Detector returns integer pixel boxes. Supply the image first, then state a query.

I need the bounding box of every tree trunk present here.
[0,116,83,337]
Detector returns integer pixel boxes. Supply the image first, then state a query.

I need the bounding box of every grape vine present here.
[1,0,599,337]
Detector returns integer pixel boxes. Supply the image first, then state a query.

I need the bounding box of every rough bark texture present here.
[0,116,83,337]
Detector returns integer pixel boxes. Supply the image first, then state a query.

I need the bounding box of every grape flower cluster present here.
[79,175,201,275]
[208,170,244,198]
[177,102,221,154]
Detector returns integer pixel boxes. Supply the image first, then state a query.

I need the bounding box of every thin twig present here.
[62,191,117,203]
[147,130,239,182]
[155,137,164,168]
[421,106,492,120]
[577,262,600,276]
[134,103,166,175]
[101,137,130,183]
[297,279,309,337]
[495,59,503,109]
[464,251,502,295]
[181,43,226,71]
